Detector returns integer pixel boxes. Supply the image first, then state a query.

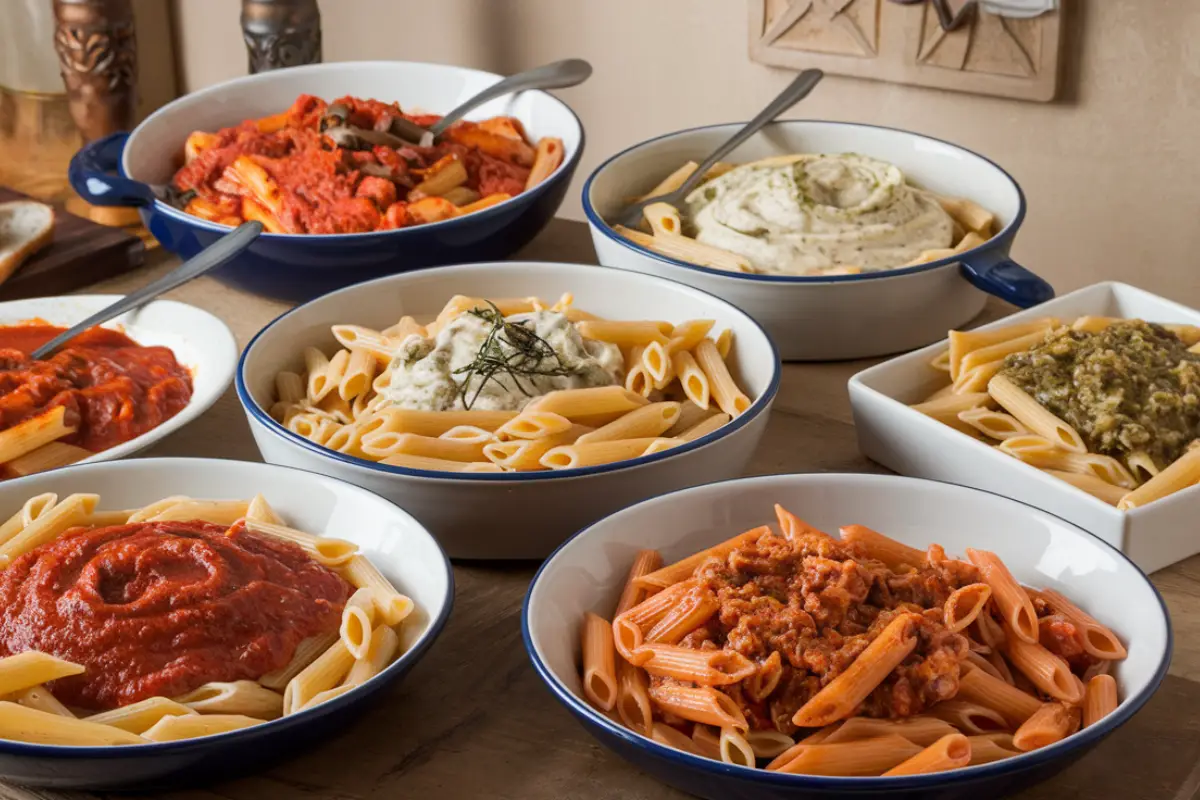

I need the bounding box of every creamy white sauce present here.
[685,154,955,276]
[380,309,623,411]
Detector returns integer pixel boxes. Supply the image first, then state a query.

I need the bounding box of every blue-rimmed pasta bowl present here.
[236,261,780,559]
[584,121,1053,361]
[67,60,584,301]
[523,473,1170,799]
[0,457,453,789]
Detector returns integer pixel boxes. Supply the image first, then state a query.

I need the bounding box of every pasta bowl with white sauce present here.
[0,457,452,789]
[236,261,780,559]
[523,473,1170,800]
[584,121,1054,361]
[850,281,1200,573]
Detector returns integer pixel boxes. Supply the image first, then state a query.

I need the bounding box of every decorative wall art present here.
[749,0,1064,101]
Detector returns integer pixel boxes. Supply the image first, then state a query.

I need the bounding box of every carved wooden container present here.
[241,0,323,74]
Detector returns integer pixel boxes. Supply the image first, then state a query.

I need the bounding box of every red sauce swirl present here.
[0,324,193,457]
[0,520,351,709]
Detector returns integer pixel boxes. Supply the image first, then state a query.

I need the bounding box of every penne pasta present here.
[581,613,618,712]
[0,406,77,465]
[344,623,401,687]
[342,555,414,625]
[575,402,681,444]
[1118,445,1200,509]
[988,375,1086,453]
[647,683,747,731]
[142,713,263,742]
[692,339,750,417]
[175,681,284,720]
[944,584,993,633]
[772,735,922,776]
[719,728,756,767]
[576,320,672,348]
[1030,588,1127,660]
[967,733,1022,765]
[633,643,756,686]
[0,702,145,746]
[956,665,1042,728]
[1083,674,1118,727]
[245,519,358,567]
[966,549,1038,644]
[882,733,971,776]
[339,587,378,660]
[1012,702,1080,751]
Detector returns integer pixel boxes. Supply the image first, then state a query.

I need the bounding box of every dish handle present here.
[68,132,157,207]
[957,248,1055,308]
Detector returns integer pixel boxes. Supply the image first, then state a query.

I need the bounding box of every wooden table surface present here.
[9,219,1200,799]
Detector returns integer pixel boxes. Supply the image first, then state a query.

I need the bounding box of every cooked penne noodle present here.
[1030,588,1127,659]
[340,587,378,660]
[647,683,747,731]
[615,226,754,274]
[576,320,672,347]
[959,331,1048,375]
[691,724,723,760]
[381,454,503,472]
[362,409,518,438]
[839,524,926,571]
[613,581,699,660]
[305,346,334,402]
[297,685,356,711]
[363,431,488,462]
[650,721,701,755]
[0,702,145,746]
[1071,315,1120,333]
[624,344,653,397]
[744,729,795,759]
[246,493,285,525]
[671,350,710,409]
[1126,451,1160,483]
[642,201,682,236]
[339,348,377,400]
[958,408,1029,440]
[496,410,573,440]
[175,681,284,720]
[528,387,650,419]
[693,339,750,417]
[1083,674,1118,727]
[0,652,84,697]
[1043,469,1129,505]
[927,700,1008,735]
[482,425,589,470]
[0,493,98,566]
[1118,445,1200,509]
[988,375,1086,453]
[714,329,733,360]
[792,613,920,727]
[635,527,769,590]
[1012,702,1080,751]
[342,555,413,625]
[525,137,564,190]
[821,716,958,748]
[953,360,1005,394]
[4,442,91,478]
[956,667,1042,728]
[772,735,922,776]
[575,402,680,444]
[633,643,756,685]
[944,584,993,633]
[677,412,730,443]
[260,632,340,691]
[581,613,618,712]
[344,623,401,687]
[14,685,75,718]
[638,161,699,200]
[1000,627,1083,704]
[146,499,249,525]
[719,728,756,766]
[0,492,57,546]
[910,392,992,433]
[142,713,264,742]
[966,549,1038,644]
[936,195,995,234]
[947,319,1059,380]
[967,733,1022,765]
[439,425,494,443]
[999,443,1137,489]
[0,406,77,465]
[245,519,358,567]
[283,640,355,715]
[540,438,663,469]
[882,733,972,776]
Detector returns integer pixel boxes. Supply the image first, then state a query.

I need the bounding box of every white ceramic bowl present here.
[849,281,1200,573]
[237,261,781,559]
[584,121,1055,361]
[0,295,236,468]
[524,473,1171,800]
[0,457,452,789]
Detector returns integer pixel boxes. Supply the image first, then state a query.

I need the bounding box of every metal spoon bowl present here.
[611,69,824,229]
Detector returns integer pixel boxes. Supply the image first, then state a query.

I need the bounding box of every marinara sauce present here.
[0,324,192,458]
[0,520,352,709]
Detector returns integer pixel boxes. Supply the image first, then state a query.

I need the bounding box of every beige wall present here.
[171,0,1200,302]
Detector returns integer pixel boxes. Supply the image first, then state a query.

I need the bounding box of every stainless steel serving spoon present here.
[331,58,594,149]
[31,221,263,360]
[611,68,824,229]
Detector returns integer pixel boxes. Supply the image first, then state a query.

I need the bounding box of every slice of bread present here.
[0,200,56,285]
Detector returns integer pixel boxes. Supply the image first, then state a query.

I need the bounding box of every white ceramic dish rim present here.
[0,296,236,469]
[122,60,585,241]
[521,472,1173,789]
[234,261,782,482]
[0,457,455,757]
[581,119,1026,285]
[847,281,1200,519]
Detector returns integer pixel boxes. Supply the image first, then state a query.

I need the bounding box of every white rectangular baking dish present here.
[848,281,1200,573]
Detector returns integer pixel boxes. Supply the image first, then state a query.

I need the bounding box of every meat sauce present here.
[665,528,981,733]
[0,520,351,709]
[0,324,192,461]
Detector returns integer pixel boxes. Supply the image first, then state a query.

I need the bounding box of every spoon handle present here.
[31,221,263,361]
[426,59,593,139]
[678,69,824,200]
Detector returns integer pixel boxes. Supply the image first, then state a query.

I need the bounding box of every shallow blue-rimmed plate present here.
[523,473,1171,800]
[0,457,453,790]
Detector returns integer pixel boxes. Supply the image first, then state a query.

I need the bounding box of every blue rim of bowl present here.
[123,60,585,241]
[581,119,1028,284]
[520,472,1174,789]
[234,261,782,482]
[0,456,455,758]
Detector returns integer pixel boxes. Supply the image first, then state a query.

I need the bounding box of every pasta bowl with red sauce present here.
[523,473,1170,799]
[67,61,584,301]
[0,457,452,789]
[0,295,235,480]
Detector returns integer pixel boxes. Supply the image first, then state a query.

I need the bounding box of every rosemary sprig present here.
[452,303,581,409]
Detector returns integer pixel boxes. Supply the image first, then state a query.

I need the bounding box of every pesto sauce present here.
[1000,321,1200,468]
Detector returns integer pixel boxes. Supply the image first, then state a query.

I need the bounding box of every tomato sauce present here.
[0,324,192,458]
[0,520,352,709]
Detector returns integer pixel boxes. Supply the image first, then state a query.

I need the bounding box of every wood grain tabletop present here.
[9,219,1197,800]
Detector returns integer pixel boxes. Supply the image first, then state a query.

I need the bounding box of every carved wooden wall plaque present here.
[749,0,1063,102]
